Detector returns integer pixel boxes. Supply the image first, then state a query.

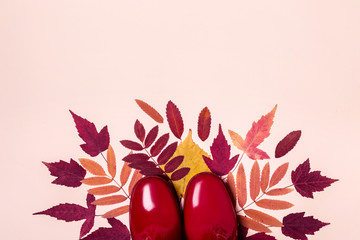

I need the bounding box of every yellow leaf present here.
[79,158,106,176]
[88,185,120,195]
[81,177,112,186]
[238,215,271,233]
[160,130,210,198]
[244,209,283,227]
[92,195,127,205]
[107,145,116,179]
[102,205,130,218]
[228,129,245,151]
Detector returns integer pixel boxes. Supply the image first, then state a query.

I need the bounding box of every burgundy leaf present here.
[129,161,156,170]
[246,233,276,240]
[150,133,169,157]
[144,126,159,148]
[203,124,239,176]
[70,110,110,157]
[282,212,329,240]
[291,159,338,198]
[134,120,145,142]
[198,107,211,141]
[275,130,301,158]
[140,166,163,176]
[81,218,130,240]
[33,204,88,222]
[166,101,184,139]
[171,167,190,181]
[120,140,143,151]
[80,217,94,238]
[43,159,86,187]
[157,142,178,165]
[86,194,96,214]
[164,156,184,173]
[122,153,150,163]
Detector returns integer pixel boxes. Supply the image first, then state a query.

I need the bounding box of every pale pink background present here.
[1,0,359,239]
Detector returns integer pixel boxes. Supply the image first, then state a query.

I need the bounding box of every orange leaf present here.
[266,188,294,196]
[228,130,245,151]
[81,177,112,186]
[88,185,120,195]
[261,162,270,193]
[227,171,236,206]
[107,145,116,178]
[236,163,247,208]
[102,205,130,218]
[238,215,271,233]
[135,99,164,123]
[92,195,127,205]
[250,161,260,201]
[120,161,132,186]
[79,158,106,176]
[244,209,283,227]
[269,162,289,188]
[255,199,294,210]
[128,169,143,195]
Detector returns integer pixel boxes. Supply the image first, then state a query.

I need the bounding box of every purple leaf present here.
[157,142,178,165]
[129,161,156,170]
[171,168,190,181]
[150,133,170,157]
[144,126,159,148]
[275,130,301,158]
[33,203,88,222]
[166,101,184,139]
[134,120,145,142]
[164,156,184,173]
[81,218,130,240]
[122,153,150,163]
[120,140,143,151]
[140,166,163,176]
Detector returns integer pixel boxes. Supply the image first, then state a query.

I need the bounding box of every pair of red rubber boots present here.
[129,172,238,240]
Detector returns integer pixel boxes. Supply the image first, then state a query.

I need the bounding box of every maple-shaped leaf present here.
[81,218,130,240]
[282,212,329,240]
[203,124,239,176]
[70,110,110,157]
[43,159,86,187]
[80,194,96,238]
[291,159,338,198]
[166,101,184,139]
[275,130,301,158]
[197,107,211,141]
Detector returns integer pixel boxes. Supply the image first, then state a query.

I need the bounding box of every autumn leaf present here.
[140,165,164,176]
[81,218,130,240]
[102,205,130,218]
[244,209,283,227]
[120,161,132,186]
[79,158,107,176]
[135,99,163,123]
[92,195,127,206]
[122,153,149,163]
[226,171,236,206]
[250,161,261,201]
[266,188,293,196]
[134,120,145,142]
[164,156,184,173]
[236,163,247,208]
[160,130,211,197]
[120,140,143,151]
[166,101,184,139]
[238,215,271,233]
[203,125,239,176]
[269,162,289,188]
[197,107,211,141]
[150,133,169,157]
[70,110,110,157]
[246,232,276,240]
[282,212,329,240]
[88,185,120,195]
[171,168,190,181]
[292,159,338,198]
[275,130,301,158]
[107,145,116,178]
[261,162,270,193]
[81,177,112,186]
[81,194,96,238]
[255,199,293,210]
[157,142,178,165]
[228,130,245,151]
[128,170,143,195]
[43,159,86,188]
[144,126,159,148]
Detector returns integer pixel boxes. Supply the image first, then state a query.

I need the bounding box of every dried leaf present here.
[238,215,271,233]
[244,209,283,227]
[282,212,329,240]
[122,153,149,163]
[250,161,261,201]
[79,158,107,176]
[81,177,112,186]
[261,162,270,193]
[246,232,276,240]
[134,120,145,142]
[129,161,156,170]
[34,203,88,221]
[292,159,338,198]
[266,188,294,196]
[255,199,293,210]
[120,140,143,151]
[227,171,237,206]
[275,130,301,158]
[128,170,143,195]
[144,126,158,148]
[43,159,86,188]
[171,168,190,181]
[81,218,130,240]
[246,147,270,160]
[166,101,184,139]
[228,129,245,151]
[140,166,163,176]
[88,185,120,195]
[236,163,247,208]
[107,145,116,178]
[70,110,110,157]
[269,162,289,188]
[204,125,239,176]
[150,133,169,157]
[80,194,96,238]
[120,161,132,186]
[157,142,178,165]
[164,156,184,173]
[135,99,163,123]
[92,195,127,206]
[102,205,130,218]
[197,107,211,141]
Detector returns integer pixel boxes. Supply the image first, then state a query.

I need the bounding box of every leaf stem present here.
[143,147,171,179]
[232,151,246,173]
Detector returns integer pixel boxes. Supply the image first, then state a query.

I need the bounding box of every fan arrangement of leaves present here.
[34,99,338,240]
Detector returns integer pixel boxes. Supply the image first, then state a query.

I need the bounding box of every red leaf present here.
[80,218,94,238]
[144,126,159,148]
[197,107,211,141]
[134,120,145,142]
[291,159,338,198]
[164,156,184,173]
[122,153,150,163]
[43,159,86,188]
[120,140,143,151]
[282,212,329,240]
[34,203,88,222]
[80,194,96,238]
[70,110,110,157]
[275,130,301,158]
[81,218,130,240]
[166,101,184,139]
[140,166,163,176]
[150,133,169,157]
[246,233,276,240]
[171,167,190,181]
[135,99,164,123]
[157,142,178,165]
[129,161,156,170]
[203,124,238,176]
